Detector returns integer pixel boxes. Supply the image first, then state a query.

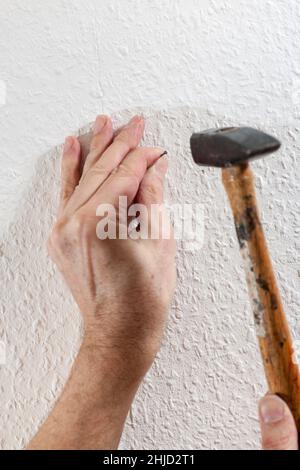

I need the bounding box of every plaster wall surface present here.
[0,0,299,449]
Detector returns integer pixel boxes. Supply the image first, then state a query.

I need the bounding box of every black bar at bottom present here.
[0,450,299,466]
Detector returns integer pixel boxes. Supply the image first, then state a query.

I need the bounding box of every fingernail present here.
[93,115,107,135]
[64,136,74,153]
[260,395,285,424]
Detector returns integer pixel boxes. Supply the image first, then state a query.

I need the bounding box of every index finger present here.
[84,147,165,215]
[64,116,145,216]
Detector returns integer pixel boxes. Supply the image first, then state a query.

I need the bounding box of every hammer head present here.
[190,127,281,168]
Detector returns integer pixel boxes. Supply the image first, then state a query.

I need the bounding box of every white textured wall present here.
[0,0,299,450]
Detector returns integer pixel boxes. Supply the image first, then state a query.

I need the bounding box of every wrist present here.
[82,308,164,382]
[80,332,145,394]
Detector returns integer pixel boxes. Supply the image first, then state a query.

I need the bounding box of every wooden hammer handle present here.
[222,163,300,430]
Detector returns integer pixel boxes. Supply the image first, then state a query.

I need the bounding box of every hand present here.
[28,115,176,450]
[48,114,176,382]
[259,394,298,450]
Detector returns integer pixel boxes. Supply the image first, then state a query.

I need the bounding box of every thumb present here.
[259,394,298,450]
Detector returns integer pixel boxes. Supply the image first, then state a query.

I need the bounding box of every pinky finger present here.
[58,136,81,216]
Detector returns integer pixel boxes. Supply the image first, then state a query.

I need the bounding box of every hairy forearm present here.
[27,336,141,450]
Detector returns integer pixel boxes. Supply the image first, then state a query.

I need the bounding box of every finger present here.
[135,155,173,240]
[113,118,138,138]
[58,136,81,216]
[113,123,126,138]
[83,116,139,172]
[136,154,168,206]
[259,394,298,450]
[64,116,145,215]
[85,146,165,215]
[81,115,113,176]
[89,115,145,177]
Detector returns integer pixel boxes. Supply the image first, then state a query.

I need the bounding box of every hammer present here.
[190,127,300,431]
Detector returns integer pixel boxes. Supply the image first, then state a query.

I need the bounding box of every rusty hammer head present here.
[190,127,281,167]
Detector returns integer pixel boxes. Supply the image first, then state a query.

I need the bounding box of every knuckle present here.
[114,134,131,153]
[48,225,66,261]
[110,166,119,176]
[49,214,85,250]
[49,220,68,249]
[87,163,108,179]
[144,182,160,198]
[85,149,102,163]
[116,165,140,189]
[115,164,129,177]
[262,430,295,450]
[138,181,162,205]
[48,213,95,262]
